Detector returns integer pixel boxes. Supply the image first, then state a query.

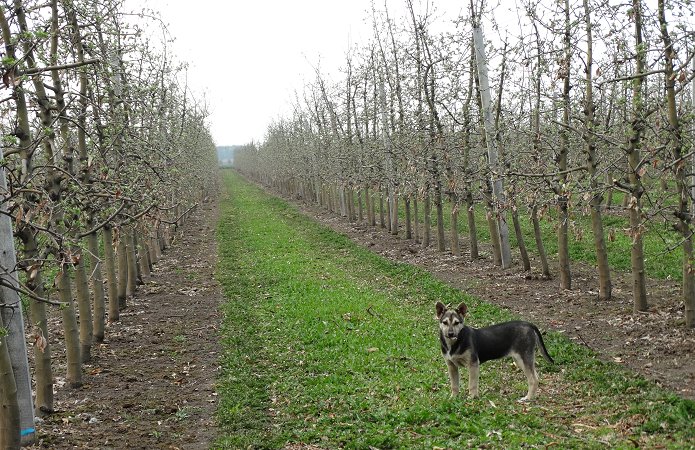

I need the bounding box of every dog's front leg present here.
[468,361,480,398]
[446,360,460,396]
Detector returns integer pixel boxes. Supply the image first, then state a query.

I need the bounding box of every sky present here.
[140,0,379,146]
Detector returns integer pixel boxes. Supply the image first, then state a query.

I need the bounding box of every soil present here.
[28,198,223,449]
[26,185,695,448]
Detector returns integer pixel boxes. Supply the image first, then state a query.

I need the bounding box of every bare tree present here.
[583,0,613,300]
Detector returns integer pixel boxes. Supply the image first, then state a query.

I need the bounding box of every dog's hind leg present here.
[511,352,538,401]
[446,360,460,396]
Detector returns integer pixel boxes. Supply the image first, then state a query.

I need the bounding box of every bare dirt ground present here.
[28,198,223,449]
[295,201,695,402]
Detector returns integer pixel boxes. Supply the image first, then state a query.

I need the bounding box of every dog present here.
[436,301,554,401]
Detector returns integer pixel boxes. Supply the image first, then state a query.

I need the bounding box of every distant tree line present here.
[218,145,245,165]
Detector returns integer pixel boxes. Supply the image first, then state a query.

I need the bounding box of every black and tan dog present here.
[436,301,554,401]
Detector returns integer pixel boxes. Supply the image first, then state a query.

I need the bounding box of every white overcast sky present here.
[139,0,373,146]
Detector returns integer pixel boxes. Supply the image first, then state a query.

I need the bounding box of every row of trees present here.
[234,0,695,328]
[0,0,217,446]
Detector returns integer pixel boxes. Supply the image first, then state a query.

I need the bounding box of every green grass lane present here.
[214,170,694,449]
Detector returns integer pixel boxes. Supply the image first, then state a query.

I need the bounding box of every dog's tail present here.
[532,324,554,364]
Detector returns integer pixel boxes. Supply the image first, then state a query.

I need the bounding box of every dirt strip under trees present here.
[27,199,222,449]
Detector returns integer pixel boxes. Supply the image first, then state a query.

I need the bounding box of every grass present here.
[214,170,694,449]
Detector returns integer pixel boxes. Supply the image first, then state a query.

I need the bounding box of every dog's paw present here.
[517,396,533,403]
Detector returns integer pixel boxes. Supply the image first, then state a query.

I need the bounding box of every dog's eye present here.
[452,320,460,325]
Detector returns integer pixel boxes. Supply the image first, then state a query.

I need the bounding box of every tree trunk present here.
[462,40,478,262]
[357,189,364,222]
[56,267,82,388]
[27,272,53,416]
[137,231,151,279]
[148,233,159,266]
[316,180,322,207]
[405,196,412,239]
[0,311,20,449]
[371,190,377,227]
[334,185,340,215]
[532,204,551,278]
[627,0,648,312]
[484,185,502,266]
[422,192,431,248]
[683,238,695,327]
[605,171,614,209]
[163,222,171,250]
[450,199,461,257]
[413,196,420,243]
[103,227,120,322]
[434,183,446,252]
[126,227,138,296]
[591,209,612,284]
[622,188,630,207]
[365,186,374,226]
[12,233,53,420]
[379,190,386,228]
[391,192,399,236]
[466,192,479,260]
[584,0,612,300]
[142,238,153,273]
[73,253,93,363]
[155,224,164,259]
[131,229,143,285]
[325,185,330,212]
[556,0,572,290]
[511,205,531,271]
[339,185,347,217]
[378,58,398,237]
[117,231,128,309]
[386,190,392,233]
[473,23,512,268]
[349,188,356,222]
[88,231,106,342]
[558,197,571,288]
[658,0,694,327]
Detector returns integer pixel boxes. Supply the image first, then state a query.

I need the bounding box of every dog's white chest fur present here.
[444,343,472,366]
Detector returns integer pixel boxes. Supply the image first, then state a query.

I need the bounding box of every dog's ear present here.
[456,302,468,317]
[435,301,446,319]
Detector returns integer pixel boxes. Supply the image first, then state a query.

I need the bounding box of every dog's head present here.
[435,301,467,340]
